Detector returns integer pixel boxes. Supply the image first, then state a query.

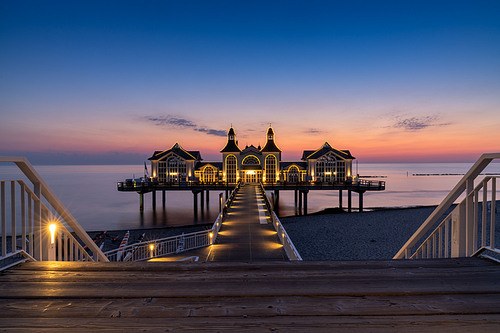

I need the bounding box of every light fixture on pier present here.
[49,224,56,244]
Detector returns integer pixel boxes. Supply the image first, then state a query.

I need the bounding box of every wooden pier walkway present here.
[206,184,287,261]
[1,257,500,331]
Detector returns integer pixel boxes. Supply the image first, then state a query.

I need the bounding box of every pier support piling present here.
[294,189,298,207]
[139,193,144,214]
[348,190,352,213]
[359,192,364,212]
[339,190,343,209]
[298,190,303,214]
[162,190,166,208]
[193,191,198,214]
[206,190,210,206]
[303,190,308,215]
[152,191,156,211]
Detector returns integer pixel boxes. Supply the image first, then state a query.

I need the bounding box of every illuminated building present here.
[149,126,355,185]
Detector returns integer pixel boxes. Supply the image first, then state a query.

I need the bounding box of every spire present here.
[261,126,281,153]
[220,126,241,153]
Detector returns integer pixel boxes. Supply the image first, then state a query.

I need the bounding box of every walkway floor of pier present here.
[1,258,500,332]
[206,184,287,261]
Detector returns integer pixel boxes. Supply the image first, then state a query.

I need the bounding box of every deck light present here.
[49,224,56,244]
[150,244,155,251]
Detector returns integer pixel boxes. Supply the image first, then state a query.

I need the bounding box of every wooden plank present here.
[1,315,500,332]
[10,257,498,273]
[1,272,500,298]
[1,294,500,318]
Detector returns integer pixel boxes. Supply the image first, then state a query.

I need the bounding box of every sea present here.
[1,162,499,232]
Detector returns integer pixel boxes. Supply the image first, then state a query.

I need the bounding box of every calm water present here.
[1,162,499,231]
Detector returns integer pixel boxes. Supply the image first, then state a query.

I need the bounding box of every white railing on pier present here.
[104,182,241,261]
[394,153,500,260]
[259,183,302,260]
[0,157,107,262]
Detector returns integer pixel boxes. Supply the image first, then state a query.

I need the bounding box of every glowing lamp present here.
[209,232,213,238]
[149,244,155,251]
[49,224,56,244]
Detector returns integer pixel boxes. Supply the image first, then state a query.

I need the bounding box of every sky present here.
[1,0,499,164]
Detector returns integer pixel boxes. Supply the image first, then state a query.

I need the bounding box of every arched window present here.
[165,155,186,183]
[288,166,299,183]
[265,155,276,183]
[203,166,215,183]
[242,156,260,165]
[316,153,336,183]
[226,155,237,183]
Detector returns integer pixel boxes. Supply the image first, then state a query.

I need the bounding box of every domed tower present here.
[260,127,281,183]
[220,126,241,183]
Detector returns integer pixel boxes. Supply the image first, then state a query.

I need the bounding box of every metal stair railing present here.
[0,157,107,262]
[394,153,500,260]
[104,182,241,261]
[259,183,302,260]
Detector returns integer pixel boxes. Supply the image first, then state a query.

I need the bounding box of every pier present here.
[117,179,385,214]
[117,126,385,214]
[2,154,500,331]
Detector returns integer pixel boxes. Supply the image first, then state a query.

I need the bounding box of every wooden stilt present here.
[152,191,156,211]
[348,190,352,213]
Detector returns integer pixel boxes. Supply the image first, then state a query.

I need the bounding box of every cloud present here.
[305,128,324,134]
[144,115,226,137]
[392,115,450,131]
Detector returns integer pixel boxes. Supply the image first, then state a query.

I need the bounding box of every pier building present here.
[119,126,385,213]
[149,126,355,185]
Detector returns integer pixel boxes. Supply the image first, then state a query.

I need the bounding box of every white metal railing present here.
[259,183,302,260]
[0,157,107,262]
[394,153,500,260]
[104,182,241,261]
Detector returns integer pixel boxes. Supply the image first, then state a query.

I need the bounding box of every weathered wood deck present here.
[1,257,499,332]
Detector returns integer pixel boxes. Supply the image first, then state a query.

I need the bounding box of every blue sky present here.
[1,1,499,164]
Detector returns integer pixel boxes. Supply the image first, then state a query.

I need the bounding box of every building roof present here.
[195,161,223,170]
[301,142,355,160]
[149,142,202,161]
[280,161,307,170]
[220,140,242,153]
[261,140,282,152]
[241,145,262,155]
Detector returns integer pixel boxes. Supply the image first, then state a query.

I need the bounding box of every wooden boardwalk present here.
[1,257,500,331]
[206,184,287,261]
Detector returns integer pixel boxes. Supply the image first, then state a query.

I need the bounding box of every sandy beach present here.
[88,203,499,260]
[280,206,439,260]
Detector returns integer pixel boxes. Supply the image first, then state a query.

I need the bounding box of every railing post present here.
[465,179,474,256]
[10,181,16,254]
[491,178,496,249]
[48,212,56,261]
[33,182,42,260]
[482,180,488,247]
[451,202,467,257]
[1,181,6,257]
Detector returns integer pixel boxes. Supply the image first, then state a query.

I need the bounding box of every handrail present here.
[259,183,302,260]
[394,153,500,259]
[1,157,107,261]
[104,182,241,261]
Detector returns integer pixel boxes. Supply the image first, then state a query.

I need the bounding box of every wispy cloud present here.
[144,115,226,137]
[305,128,324,134]
[391,115,450,131]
